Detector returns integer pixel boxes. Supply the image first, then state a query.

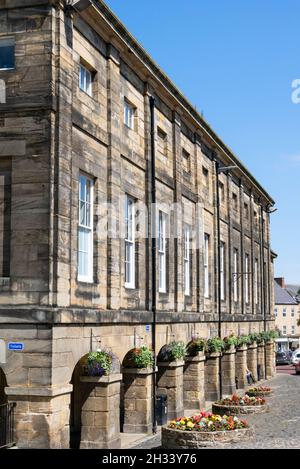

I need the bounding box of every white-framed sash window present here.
[245,254,250,304]
[78,174,94,283]
[233,249,239,302]
[184,226,190,296]
[204,233,210,298]
[124,99,136,130]
[158,211,167,293]
[220,242,225,301]
[125,195,135,289]
[79,63,92,97]
[254,259,259,305]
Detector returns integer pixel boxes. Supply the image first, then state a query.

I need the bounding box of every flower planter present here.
[246,388,273,398]
[162,426,253,449]
[212,402,268,416]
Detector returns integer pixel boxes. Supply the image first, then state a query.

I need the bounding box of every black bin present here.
[156,395,168,426]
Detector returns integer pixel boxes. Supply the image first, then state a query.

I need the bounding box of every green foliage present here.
[167,341,187,361]
[236,335,251,348]
[86,350,113,376]
[249,332,260,344]
[187,338,206,356]
[207,337,225,353]
[124,346,154,369]
[223,335,238,350]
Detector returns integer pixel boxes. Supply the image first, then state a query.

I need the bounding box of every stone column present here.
[204,353,221,402]
[122,368,156,434]
[80,374,122,449]
[235,345,248,389]
[157,360,184,420]
[247,342,258,382]
[5,385,73,449]
[221,346,236,396]
[265,341,276,379]
[183,352,205,410]
[257,343,265,380]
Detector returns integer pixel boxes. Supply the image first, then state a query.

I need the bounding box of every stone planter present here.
[79,374,122,449]
[247,342,258,382]
[235,345,248,389]
[183,352,205,410]
[122,367,157,434]
[157,360,184,420]
[212,402,268,416]
[221,346,236,395]
[246,390,273,398]
[257,344,265,380]
[265,341,276,378]
[205,353,221,401]
[161,425,254,449]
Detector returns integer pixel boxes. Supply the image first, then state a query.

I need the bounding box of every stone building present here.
[274,278,300,350]
[0,0,276,448]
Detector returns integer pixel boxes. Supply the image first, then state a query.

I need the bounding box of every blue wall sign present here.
[8,343,24,351]
[145,325,150,333]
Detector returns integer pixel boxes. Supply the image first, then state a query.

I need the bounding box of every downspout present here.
[215,159,223,398]
[149,96,157,434]
[260,205,267,379]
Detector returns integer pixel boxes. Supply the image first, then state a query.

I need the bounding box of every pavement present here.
[133,370,300,449]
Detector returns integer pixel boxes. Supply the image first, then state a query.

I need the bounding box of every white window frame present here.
[254,259,259,305]
[220,242,225,301]
[125,195,135,289]
[245,254,250,304]
[78,174,94,283]
[0,37,15,71]
[124,99,136,130]
[79,63,92,97]
[158,211,167,293]
[233,249,238,302]
[204,233,210,298]
[184,226,190,296]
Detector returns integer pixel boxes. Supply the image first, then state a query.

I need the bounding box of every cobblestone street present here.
[134,370,300,449]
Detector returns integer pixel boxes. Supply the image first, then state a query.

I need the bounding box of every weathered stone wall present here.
[221,348,236,395]
[157,361,184,420]
[204,353,220,401]
[183,353,205,410]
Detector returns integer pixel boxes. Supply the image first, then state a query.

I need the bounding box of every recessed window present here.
[125,195,135,289]
[232,193,238,211]
[0,38,15,70]
[244,203,249,220]
[233,249,239,302]
[79,63,93,97]
[157,127,168,156]
[254,259,259,305]
[245,254,250,304]
[283,309,286,317]
[182,148,191,174]
[219,182,225,203]
[184,226,190,296]
[158,211,167,293]
[124,99,136,130]
[78,174,94,283]
[220,242,226,301]
[282,326,287,335]
[204,233,210,298]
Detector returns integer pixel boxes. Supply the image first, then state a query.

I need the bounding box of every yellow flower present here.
[186,421,195,429]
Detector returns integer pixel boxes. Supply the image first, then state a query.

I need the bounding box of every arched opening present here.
[0,367,7,405]
[70,355,87,449]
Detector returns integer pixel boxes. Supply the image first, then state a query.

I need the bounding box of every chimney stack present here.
[275,277,285,288]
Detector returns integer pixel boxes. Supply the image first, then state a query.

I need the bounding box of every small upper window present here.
[79,63,93,97]
[182,148,191,174]
[157,127,168,156]
[0,38,15,70]
[124,99,136,130]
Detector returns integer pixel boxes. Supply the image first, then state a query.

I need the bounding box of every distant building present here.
[274,278,300,350]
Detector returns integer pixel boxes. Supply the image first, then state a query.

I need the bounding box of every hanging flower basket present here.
[84,349,114,377]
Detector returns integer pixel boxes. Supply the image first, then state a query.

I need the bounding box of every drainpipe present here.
[260,205,267,379]
[149,96,157,434]
[215,159,223,398]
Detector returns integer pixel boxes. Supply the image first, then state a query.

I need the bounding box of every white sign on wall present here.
[0,340,6,364]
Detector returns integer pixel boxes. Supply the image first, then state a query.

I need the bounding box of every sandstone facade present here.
[0,0,275,448]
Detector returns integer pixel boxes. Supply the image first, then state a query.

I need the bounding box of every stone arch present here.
[0,367,8,405]
[69,352,121,449]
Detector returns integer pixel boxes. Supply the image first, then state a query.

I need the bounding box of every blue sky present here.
[105,0,300,283]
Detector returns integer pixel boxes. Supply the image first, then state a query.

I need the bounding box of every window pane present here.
[0,39,15,69]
